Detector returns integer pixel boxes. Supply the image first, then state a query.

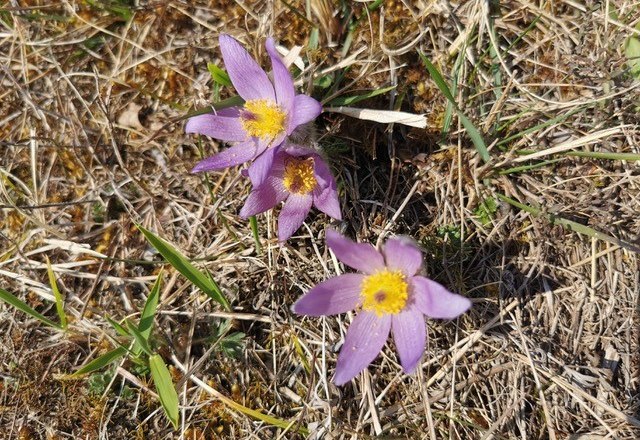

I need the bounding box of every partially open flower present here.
[293,230,471,385]
[186,34,322,185]
[239,146,341,241]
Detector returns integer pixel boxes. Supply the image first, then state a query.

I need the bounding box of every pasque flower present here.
[239,145,341,241]
[186,34,322,185]
[293,230,471,385]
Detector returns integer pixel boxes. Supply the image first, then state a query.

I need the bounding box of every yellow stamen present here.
[241,99,286,140]
[283,158,317,194]
[361,270,408,316]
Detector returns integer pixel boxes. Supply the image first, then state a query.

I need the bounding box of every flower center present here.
[360,270,408,316]
[241,99,286,140]
[282,158,317,194]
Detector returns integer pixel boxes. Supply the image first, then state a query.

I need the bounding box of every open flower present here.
[239,146,341,241]
[186,34,322,185]
[293,230,471,385]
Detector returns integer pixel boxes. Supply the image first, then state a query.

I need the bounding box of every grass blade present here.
[419,51,455,101]
[72,346,127,377]
[496,193,640,254]
[327,86,396,106]
[106,316,130,337]
[249,216,262,254]
[46,257,67,330]
[137,225,230,310]
[457,112,490,163]
[207,63,232,87]
[442,49,465,135]
[125,319,153,356]
[419,51,491,163]
[139,271,162,341]
[0,287,61,329]
[149,354,180,429]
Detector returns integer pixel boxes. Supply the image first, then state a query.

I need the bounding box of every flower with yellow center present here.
[282,158,317,194]
[187,35,322,187]
[239,147,341,241]
[241,99,287,140]
[360,270,408,316]
[293,230,472,385]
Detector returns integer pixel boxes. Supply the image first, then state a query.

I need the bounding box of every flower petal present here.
[334,312,391,385]
[311,153,333,187]
[191,141,259,173]
[313,186,341,220]
[219,34,275,101]
[239,177,288,218]
[278,193,313,241]
[411,276,471,319]
[185,114,246,142]
[288,94,322,133]
[383,237,423,277]
[265,38,294,112]
[392,308,425,374]
[248,146,278,187]
[292,273,364,316]
[325,229,385,274]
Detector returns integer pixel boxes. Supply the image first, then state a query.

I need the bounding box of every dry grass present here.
[1,0,640,438]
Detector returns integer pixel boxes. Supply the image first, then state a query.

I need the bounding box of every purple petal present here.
[313,186,341,220]
[311,153,333,187]
[392,308,426,374]
[411,276,471,319]
[292,273,364,316]
[265,38,294,113]
[219,34,275,101]
[185,114,246,142]
[248,146,278,187]
[278,193,313,241]
[288,94,322,133]
[215,107,241,117]
[239,177,288,218]
[191,141,258,173]
[282,144,316,157]
[383,237,423,277]
[325,229,385,274]
[334,312,391,385]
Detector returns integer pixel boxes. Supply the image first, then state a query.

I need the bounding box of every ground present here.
[1,0,640,439]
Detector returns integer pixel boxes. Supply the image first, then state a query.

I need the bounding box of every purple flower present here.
[239,146,341,241]
[186,34,322,185]
[293,230,471,385]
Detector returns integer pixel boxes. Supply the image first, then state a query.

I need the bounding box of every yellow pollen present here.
[361,270,408,316]
[283,158,317,194]
[241,99,286,139]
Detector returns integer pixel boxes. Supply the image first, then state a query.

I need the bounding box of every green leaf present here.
[418,52,455,102]
[182,96,245,121]
[625,36,640,79]
[85,0,133,21]
[46,258,67,330]
[314,74,333,89]
[473,197,499,226]
[0,287,61,329]
[496,192,640,254]
[327,86,396,106]
[308,27,320,50]
[137,225,230,310]
[249,216,262,254]
[419,51,490,163]
[125,319,153,356]
[106,316,130,337]
[457,111,490,163]
[72,346,128,377]
[139,272,162,341]
[207,63,232,87]
[149,354,180,429]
